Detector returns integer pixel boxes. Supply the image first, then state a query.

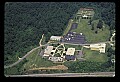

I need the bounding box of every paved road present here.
[4,46,41,69]
[50,41,115,46]
[62,41,115,46]
[110,32,115,42]
[5,72,115,77]
[4,34,45,69]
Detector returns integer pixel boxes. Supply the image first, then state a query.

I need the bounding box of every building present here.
[90,43,106,53]
[50,36,61,41]
[66,48,75,55]
[75,8,94,20]
[64,48,76,61]
[43,46,53,57]
[65,55,76,61]
[48,57,63,62]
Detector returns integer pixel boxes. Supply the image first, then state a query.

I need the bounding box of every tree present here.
[107,47,114,57]
[97,19,103,29]
[91,23,94,30]
[88,19,92,25]
[95,30,98,34]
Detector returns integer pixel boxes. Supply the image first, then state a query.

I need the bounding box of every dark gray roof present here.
[65,55,75,60]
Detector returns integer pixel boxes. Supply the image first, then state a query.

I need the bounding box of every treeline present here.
[4,2,115,65]
[64,61,115,73]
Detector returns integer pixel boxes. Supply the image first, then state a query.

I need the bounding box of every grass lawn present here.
[83,48,108,62]
[23,48,57,70]
[71,19,110,43]
[64,44,82,50]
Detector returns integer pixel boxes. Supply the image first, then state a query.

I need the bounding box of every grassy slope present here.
[23,48,57,70]
[83,48,108,62]
[71,19,110,43]
[63,19,73,36]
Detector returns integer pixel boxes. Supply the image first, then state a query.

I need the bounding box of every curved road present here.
[4,46,41,69]
[4,34,45,69]
[110,32,115,42]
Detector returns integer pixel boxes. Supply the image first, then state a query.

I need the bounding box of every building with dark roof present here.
[65,55,76,61]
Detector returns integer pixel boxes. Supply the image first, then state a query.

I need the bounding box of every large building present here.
[66,48,75,55]
[65,48,76,61]
[43,46,53,57]
[50,36,61,41]
[90,43,106,53]
[77,8,94,19]
[74,8,94,22]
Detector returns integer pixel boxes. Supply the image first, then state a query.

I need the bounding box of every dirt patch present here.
[29,65,68,71]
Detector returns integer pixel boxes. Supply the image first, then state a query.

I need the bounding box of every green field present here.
[64,44,82,50]
[71,19,110,43]
[83,48,108,62]
[23,48,57,70]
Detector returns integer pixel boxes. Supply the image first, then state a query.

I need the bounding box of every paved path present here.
[110,32,115,42]
[49,41,115,46]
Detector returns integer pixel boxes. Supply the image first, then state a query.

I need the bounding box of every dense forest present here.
[4,2,115,65]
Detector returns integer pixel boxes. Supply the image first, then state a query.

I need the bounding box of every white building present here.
[90,43,106,53]
[48,57,63,62]
[66,48,75,55]
[50,36,61,41]
[43,46,53,57]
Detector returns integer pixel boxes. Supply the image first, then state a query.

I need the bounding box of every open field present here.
[71,19,110,43]
[23,48,58,70]
[82,48,108,62]
[64,44,82,50]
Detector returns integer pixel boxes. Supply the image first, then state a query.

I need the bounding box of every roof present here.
[48,57,63,62]
[66,48,75,55]
[90,43,106,48]
[90,43,106,53]
[65,55,75,60]
[44,46,53,56]
[50,36,61,40]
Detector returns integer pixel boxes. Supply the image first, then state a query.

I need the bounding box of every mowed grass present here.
[23,48,56,70]
[64,44,82,50]
[83,48,108,62]
[71,19,110,43]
